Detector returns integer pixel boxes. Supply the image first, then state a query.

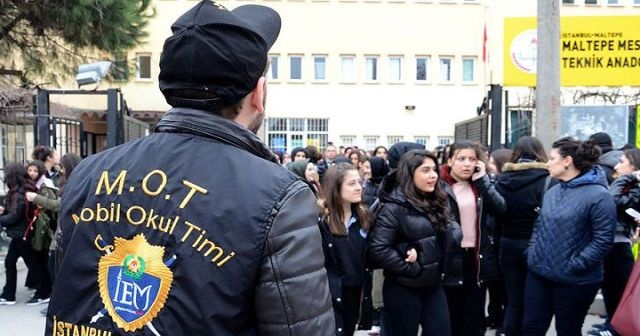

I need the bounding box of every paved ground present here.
[0,240,604,336]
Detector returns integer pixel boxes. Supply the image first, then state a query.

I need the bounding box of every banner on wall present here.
[504,16,640,86]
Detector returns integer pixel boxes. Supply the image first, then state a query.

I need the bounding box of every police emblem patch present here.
[97,234,173,332]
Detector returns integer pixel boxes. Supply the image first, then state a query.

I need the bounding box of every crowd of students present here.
[278,132,639,336]
[0,146,81,315]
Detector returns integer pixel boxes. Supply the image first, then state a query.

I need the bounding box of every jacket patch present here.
[94,234,175,333]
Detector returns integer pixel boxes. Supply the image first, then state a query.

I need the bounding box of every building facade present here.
[49,0,640,153]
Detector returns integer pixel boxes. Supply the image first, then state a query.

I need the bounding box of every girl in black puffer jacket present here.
[369,149,461,336]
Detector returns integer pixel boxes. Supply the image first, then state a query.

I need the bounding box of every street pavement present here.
[0,243,603,336]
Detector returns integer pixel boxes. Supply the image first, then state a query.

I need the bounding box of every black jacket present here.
[46,108,334,335]
[368,172,462,288]
[441,167,506,285]
[319,216,373,335]
[610,174,640,239]
[362,182,380,208]
[495,162,549,240]
[0,187,31,239]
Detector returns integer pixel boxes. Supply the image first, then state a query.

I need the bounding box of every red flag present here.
[482,24,488,63]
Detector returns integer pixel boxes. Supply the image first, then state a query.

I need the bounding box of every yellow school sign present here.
[504,16,640,87]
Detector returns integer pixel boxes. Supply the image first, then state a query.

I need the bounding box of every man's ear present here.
[251,77,266,113]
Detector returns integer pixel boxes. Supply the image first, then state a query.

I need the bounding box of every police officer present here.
[45,1,334,335]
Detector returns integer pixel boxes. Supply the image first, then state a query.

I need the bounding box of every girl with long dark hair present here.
[319,163,371,336]
[0,163,49,305]
[369,149,461,335]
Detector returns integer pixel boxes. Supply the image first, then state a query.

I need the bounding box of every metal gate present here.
[51,117,85,157]
[454,114,489,146]
[123,115,149,142]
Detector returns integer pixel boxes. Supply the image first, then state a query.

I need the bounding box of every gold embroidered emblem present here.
[97,234,173,332]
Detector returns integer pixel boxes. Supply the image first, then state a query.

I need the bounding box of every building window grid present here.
[341,55,356,82]
[387,136,404,146]
[365,56,379,81]
[265,117,329,152]
[389,56,402,81]
[414,136,430,148]
[462,57,476,82]
[268,55,279,80]
[136,54,151,79]
[289,55,303,80]
[340,135,357,147]
[439,56,453,82]
[416,56,430,81]
[363,136,379,151]
[313,55,327,81]
[437,137,453,146]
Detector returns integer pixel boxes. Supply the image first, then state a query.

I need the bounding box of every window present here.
[437,136,453,146]
[268,55,279,80]
[112,54,128,81]
[416,56,429,81]
[439,57,453,82]
[265,118,329,153]
[313,55,327,81]
[462,57,476,82]
[363,136,380,151]
[389,56,402,81]
[387,136,404,146]
[562,0,574,4]
[136,54,151,79]
[634,0,640,5]
[607,0,619,4]
[340,135,356,147]
[341,56,355,82]
[289,55,302,80]
[365,56,379,81]
[414,136,430,148]
[585,0,597,4]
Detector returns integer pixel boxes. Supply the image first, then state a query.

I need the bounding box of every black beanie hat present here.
[388,142,425,169]
[588,132,613,153]
[159,1,281,109]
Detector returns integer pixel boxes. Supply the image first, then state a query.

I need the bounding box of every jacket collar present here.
[154,108,277,163]
[502,162,548,172]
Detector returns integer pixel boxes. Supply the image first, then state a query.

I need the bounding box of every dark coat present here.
[368,172,462,288]
[440,167,506,285]
[609,174,640,239]
[47,108,334,335]
[495,162,550,240]
[527,167,616,285]
[319,217,373,335]
[0,187,32,239]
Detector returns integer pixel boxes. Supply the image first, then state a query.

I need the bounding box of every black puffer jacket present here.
[369,172,462,288]
[47,108,334,336]
[495,162,549,240]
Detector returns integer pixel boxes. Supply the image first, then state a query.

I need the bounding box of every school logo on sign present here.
[97,234,173,332]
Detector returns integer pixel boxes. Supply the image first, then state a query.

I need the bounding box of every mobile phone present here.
[474,166,481,173]
[625,208,640,220]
